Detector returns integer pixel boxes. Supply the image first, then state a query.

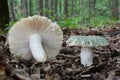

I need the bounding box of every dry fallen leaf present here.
[13,69,31,80]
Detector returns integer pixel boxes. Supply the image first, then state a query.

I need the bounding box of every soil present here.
[0,25,120,80]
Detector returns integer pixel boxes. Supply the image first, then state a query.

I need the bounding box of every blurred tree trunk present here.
[51,0,54,16]
[29,0,32,16]
[48,0,51,17]
[45,0,49,17]
[40,0,43,15]
[0,0,10,30]
[54,0,59,20]
[9,0,16,21]
[21,0,28,17]
[112,0,118,20]
[64,0,68,17]
[88,0,96,19]
[55,0,57,16]
[72,0,75,17]
[37,0,43,15]
[59,0,62,15]
[57,0,61,19]
[37,0,41,15]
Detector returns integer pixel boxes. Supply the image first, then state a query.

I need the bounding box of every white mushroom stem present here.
[80,47,94,66]
[29,34,47,62]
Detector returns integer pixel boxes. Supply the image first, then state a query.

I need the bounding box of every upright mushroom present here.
[8,15,63,62]
[66,35,109,66]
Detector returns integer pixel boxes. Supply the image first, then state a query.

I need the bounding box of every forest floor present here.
[0,25,120,80]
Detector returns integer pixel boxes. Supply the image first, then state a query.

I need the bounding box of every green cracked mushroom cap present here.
[66,35,109,47]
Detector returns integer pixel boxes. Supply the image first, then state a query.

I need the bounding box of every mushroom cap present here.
[8,15,63,60]
[66,35,109,47]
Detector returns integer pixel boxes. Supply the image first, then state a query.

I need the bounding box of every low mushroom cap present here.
[66,35,109,47]
[8,15,63,60]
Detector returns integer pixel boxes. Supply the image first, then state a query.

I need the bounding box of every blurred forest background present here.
[0,0,120,30]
